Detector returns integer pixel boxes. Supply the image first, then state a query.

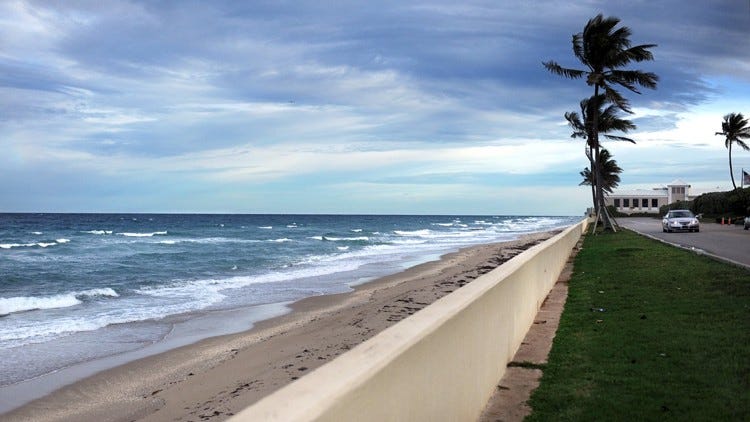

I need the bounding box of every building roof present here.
[609,189,667,197]
[668,178,689,186]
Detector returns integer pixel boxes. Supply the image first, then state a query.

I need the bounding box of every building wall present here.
[229,218,590,422]
[605,195,668,214]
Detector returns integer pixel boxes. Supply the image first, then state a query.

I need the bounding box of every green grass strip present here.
[526,230,750,421]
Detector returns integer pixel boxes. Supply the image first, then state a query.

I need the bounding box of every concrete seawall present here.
[230,218,589,421]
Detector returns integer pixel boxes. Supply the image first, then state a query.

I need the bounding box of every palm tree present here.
[580,149,622,194]
[544,14,657,229]
[716,113,750,189]
[566,94,635,210]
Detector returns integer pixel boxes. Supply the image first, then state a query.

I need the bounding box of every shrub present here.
[692,187,750,218]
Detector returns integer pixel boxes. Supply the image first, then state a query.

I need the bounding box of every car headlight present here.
[692,219,698,225]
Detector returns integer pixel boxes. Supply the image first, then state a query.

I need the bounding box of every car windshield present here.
[669,211,693,218]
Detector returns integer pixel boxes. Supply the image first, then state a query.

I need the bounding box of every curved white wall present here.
[231,218,588,421]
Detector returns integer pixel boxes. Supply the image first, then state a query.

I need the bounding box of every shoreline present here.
[3,230,558,422]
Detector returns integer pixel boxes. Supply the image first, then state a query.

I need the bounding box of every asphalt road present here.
[617,217,750,268]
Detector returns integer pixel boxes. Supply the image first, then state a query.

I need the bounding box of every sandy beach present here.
[3,231,557,422]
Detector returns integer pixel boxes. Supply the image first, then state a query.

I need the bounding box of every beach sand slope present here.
[5,231,556,422]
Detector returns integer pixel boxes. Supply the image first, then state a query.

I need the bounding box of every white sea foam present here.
[337,246,350,251]
[258,226,273,230]
[388,239,428,245]
[286,224,298,228]
[157,237,259,245]
[0,239,69,249]
[393,229,432,237]
[0,288,119,316]
[1,243,29,249]
[117,231,168,237]
[350,229,363,232]
[267,238,292,243]
[309,236,369,242]
[31,231,43,235]
[83,230,113,235]
[431,223,454,227]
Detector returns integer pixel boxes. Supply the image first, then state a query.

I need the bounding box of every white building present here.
[605,179,716,215]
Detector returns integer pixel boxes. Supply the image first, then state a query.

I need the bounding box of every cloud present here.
[1,0,749,212]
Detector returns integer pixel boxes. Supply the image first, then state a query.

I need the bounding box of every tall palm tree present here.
[566,94,635,210]
[580,149,622,211]
[544,14,657,229]
[579,149,622,194]
[716,113,750,189]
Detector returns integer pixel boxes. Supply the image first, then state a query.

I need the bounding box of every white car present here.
[662,210,700,233]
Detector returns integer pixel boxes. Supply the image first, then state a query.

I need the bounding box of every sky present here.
[1,0,749,215]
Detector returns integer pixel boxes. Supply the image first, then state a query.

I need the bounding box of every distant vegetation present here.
[690,187,750,219]
[635,188,750,220]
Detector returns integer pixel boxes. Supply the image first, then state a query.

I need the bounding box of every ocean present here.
[0,213,578,393]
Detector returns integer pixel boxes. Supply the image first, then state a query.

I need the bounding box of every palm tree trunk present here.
[729,142,737,189]
[591,87,614,231]
[589,156,598,211]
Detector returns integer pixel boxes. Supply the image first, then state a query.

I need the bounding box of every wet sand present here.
[3,231,556,422]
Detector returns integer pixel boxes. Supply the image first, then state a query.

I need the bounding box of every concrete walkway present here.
[477,240,580,421]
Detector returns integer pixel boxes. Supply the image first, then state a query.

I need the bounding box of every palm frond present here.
[603,134,636,143]
[603,86,631,113]
[579,168,593,186]
[609,69,658,91]
[565,111,586,139]
[625,44,657,62]
[543,61,585,79]
[572,33,585,63]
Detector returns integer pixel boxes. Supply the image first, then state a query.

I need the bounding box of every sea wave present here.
[258,226,273,230]
[117,231,168,237]
[393,229,431,236]
[0,288,119,316]
[267,238,293,243]
[83,230,113,235]
[309,236,369,242]
[157,237,260,245]
[0,239,70,249]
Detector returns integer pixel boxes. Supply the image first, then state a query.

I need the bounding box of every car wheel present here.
[744,225,749,230]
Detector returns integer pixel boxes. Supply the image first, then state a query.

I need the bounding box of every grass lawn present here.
[526,229,750,421]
